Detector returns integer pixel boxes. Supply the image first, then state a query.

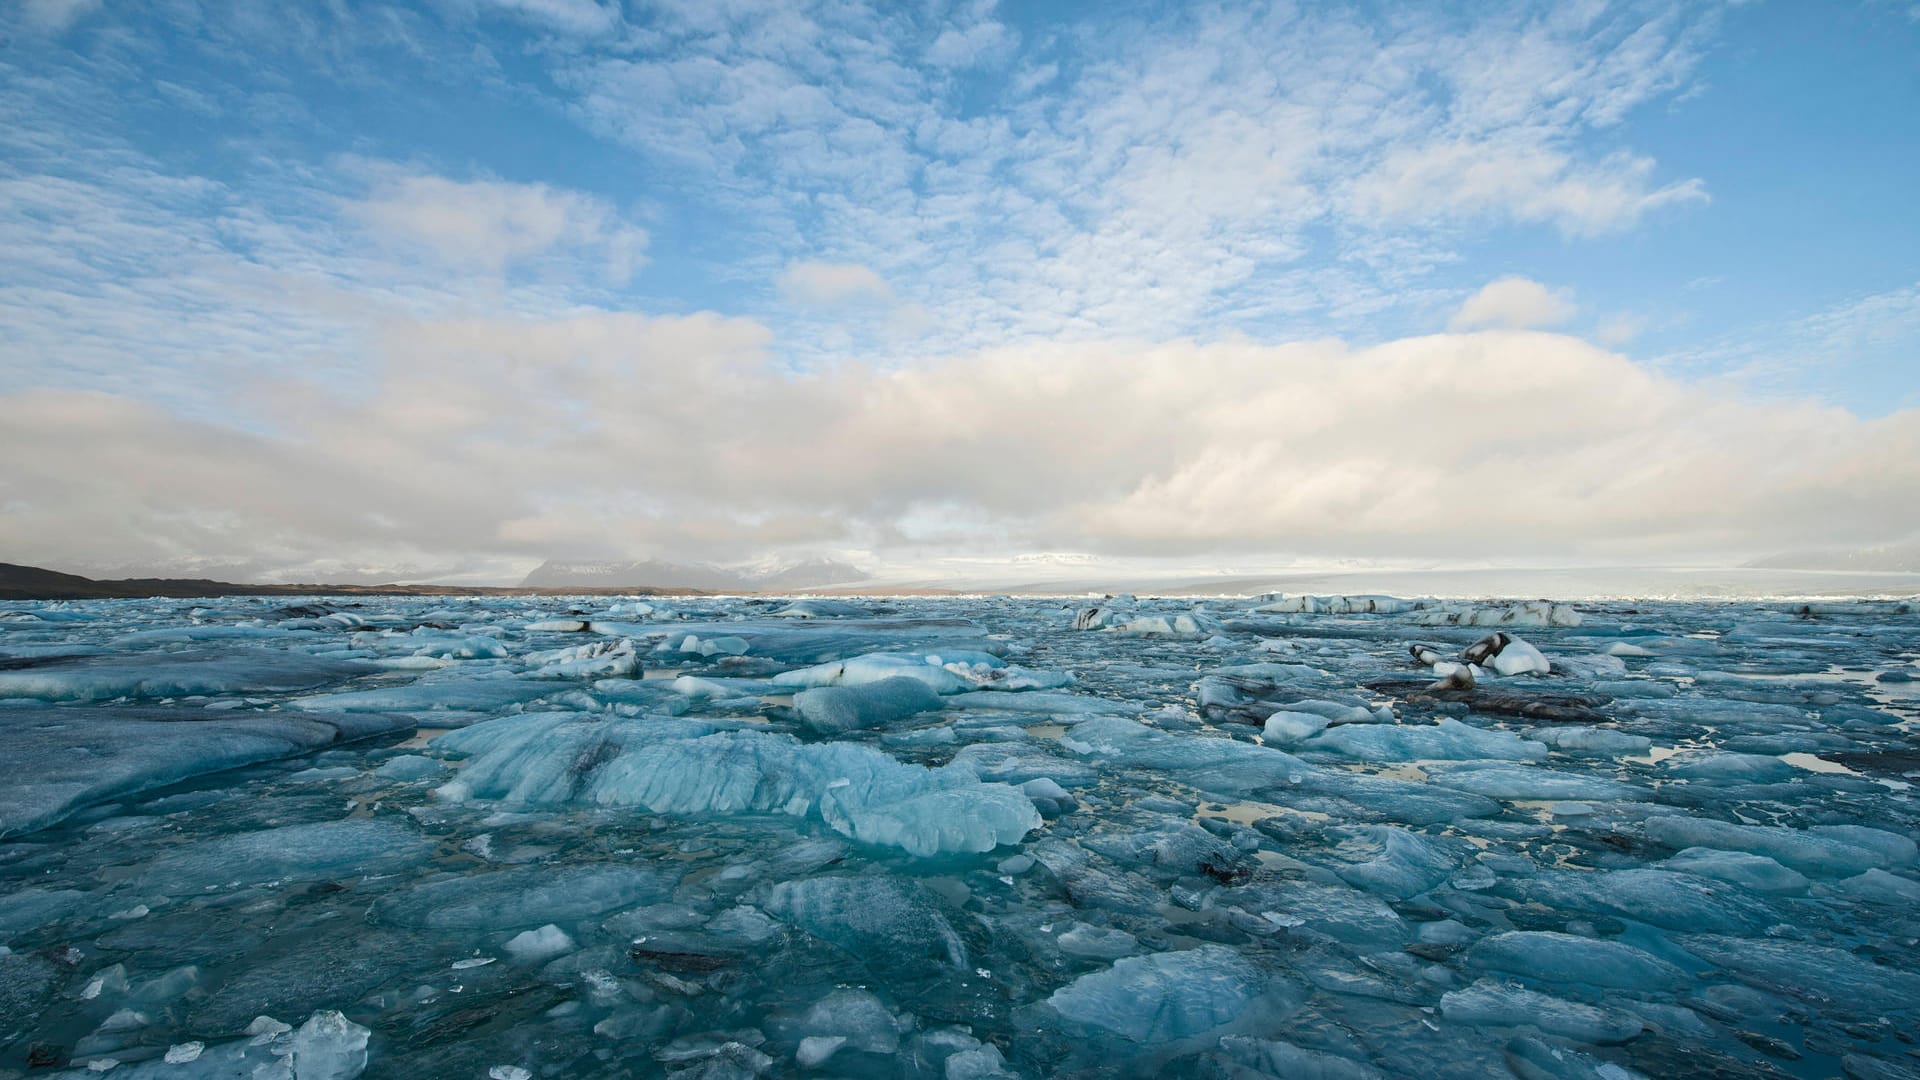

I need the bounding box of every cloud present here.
[346,168,648,284]
[5,321,1916,577]
[777,261,894,306]
[925,20,1017,70]
[479,0,620,36]
[1352,144,1708,237]
[534,2,1713,351]
[1659,280,1920,411]
[1450,277,1577,330]
[14,0,100,34]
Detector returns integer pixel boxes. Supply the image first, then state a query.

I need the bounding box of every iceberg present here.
[1047,945,1268,1043]
[0,707,413,839]
[792,676,942,733]
[432,714,1039,856]
[0,649,373,702]
[764,875,968,968]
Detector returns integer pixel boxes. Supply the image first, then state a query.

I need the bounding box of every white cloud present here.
[1661,280,1920,411]
[1595,313,1646,346]
[5,322,1916,575]
[777,261,893,306]
[15,0,100,34]
[1352,144,1707,236]
[535,3,1713,351]
[480,0,620,36]
[346,168,648,283]
[925,21,1016,70]
[1450,277,1577,331]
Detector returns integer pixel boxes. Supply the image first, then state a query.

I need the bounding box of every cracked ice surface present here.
[0,592,1917,1078]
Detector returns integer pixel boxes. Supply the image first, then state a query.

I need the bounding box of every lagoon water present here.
[1,592,1917,1078]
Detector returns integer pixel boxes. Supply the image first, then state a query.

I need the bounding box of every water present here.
[1,592,1916,1078]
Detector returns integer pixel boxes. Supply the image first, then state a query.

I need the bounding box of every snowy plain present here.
[0,591,1917,1079]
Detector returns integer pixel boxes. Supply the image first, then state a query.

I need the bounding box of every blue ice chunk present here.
[289,677,555,716]
[656,631,750,657]
[1831,868,1920,904]
[374,864,680,930]
[1108,611,1223,637]
[792,676,942,733]
[788,987,902,1057]
[1058,924,1139,960]
[1221,881,1409,944]
[1524,726,1653,756]
[1317,826,1463,899]
[0,888,89,937]
[1440,980,1645,1044]
[773,653,977,694]
[1511,869,1769,933]
[1643,816,1915,878]
[1067,717,1317,797]
[773,650,1069,695]
[371,754,447,782]
[1047,945,1266,1043]
[947,744,1098,787]
[142,819,432,896]
[1309,772,1502,824]
[768,600,869,619]
[0,707,414,839]
[525,638,641,679]
[943,690,1135,716]
[1211,1037,1385,1080]
[764,875,968,968]
[666,675,768,699]
[0,649,373,701]
[1467,931,1690,991]
[1423,763,1646,802]
[1660,751,1799,782]
[1302,718,1547,762]
[409,634,508,660]
[432,714,1039,856]
[1678,935,1920,1015]
[1081,824,1250,879]
[1662,848,1809,895]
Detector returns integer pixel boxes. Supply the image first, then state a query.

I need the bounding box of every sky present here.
[1,0,1917,584]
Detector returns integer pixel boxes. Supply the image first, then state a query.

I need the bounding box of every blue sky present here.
[1,0,1917,582]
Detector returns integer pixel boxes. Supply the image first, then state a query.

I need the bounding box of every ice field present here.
[1,593,1917,1079]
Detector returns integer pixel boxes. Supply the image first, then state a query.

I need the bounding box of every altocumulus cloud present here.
[2,319,1916,577]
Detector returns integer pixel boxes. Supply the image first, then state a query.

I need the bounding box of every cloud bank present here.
[3,320,1915,579]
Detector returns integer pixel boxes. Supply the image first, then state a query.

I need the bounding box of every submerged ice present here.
[1,590,1918,1078]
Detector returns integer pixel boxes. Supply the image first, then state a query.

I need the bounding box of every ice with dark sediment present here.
[2,591,1918,1078]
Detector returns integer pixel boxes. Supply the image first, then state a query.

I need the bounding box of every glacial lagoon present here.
[1,593,1916,1078]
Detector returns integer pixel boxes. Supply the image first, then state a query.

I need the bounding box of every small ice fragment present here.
[796,1035,846,1067]
[289,1010,371,1080]
[504,924,576,963]
[452,957,496,970]
[488,1067,532,1080]
[1058,924,1139,959]
[1021,778,1069,801]
[87,1059,118,1072]
[247,1015,292,1037]
[163,1042,205,1064]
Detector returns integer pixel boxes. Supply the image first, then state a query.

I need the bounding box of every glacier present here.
[0,590,1916,1078]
